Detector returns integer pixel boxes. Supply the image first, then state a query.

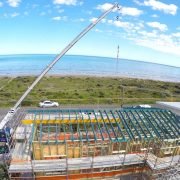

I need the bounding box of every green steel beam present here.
[55,123,58,143]
[93,110,104,141]
[68,110,74,142]
[117,110,134,140]
[123,111,142,140]
[99,110,112,141]
[61,112,67,143]
[146,111,169,139]
[168,111,180,127]
[80,110,89,142]
[109,110,125,140]
[128,110,147,139]
[86,112,97,141]
[47,124,50,145]
[59,109,66,142]
[75,110,78,120]
[29,124,35,146]
[61,109,64,120]
[164,111,180,130]
[104,110,118,141]
[156,112,177,138]
[151,111,173,139]
[69,120,75,141]
[39,116,43,142]
[48,109,50,121]
[57,112,61,142]
[134,110,153,139]
[47,110,51,144]
[140,110,162,138]
[158,111,179,137]
[74,111,83,142]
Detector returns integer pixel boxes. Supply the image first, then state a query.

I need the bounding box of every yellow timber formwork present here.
[22,118,118,125]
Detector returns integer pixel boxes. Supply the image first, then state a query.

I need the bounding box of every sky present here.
[0,0,180,67]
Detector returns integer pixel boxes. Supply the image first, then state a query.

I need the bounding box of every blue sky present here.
[0,0,180,67]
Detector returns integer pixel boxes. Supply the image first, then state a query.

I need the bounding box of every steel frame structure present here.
[8,108,180,179]
[24,108,179,142]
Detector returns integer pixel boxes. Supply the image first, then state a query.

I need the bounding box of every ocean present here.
[0,54,179,82]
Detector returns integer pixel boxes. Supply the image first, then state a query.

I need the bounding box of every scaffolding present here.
[7,107,180,179]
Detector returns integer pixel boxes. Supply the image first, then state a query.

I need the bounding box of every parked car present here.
[39,100,59,108]
[134,104,151,108]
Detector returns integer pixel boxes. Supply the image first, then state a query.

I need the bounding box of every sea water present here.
[0,54,179,82]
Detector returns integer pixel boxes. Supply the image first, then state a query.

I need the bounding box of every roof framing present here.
[26,108,180,143]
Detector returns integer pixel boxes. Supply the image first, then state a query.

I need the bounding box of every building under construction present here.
[6,107,179,179]
[0,3,179,179]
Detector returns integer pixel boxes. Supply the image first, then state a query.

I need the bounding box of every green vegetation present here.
[0,164,8,179]
[0,76,179,107]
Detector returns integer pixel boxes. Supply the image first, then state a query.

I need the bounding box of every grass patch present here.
[0,76,179,107]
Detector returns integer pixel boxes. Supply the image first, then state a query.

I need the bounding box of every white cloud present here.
[151,14,158,18]
[90,17,98,23]
[135,37,180,56]
[52,16,67,21]
[133,0,144,6]
[96,3,113,11]
[11,12,19,17]
[144,0,178,15]
[124,27,180,56]
[113,20,134,29]
[53,0,77,6]
[52,16,61,20]
[101,19,106,23]
[147,22,168,32]
[94,3,179,57]
[107,19,135,31]
[74,18,85,22]
[94,29,103,33]
[94,18,144,33]
[106,18,179,57]
[90,17,106,24]
[172,32,180,38]
[120,7,143,16]
[79,18,85,22]
[138,30,157,38]
[7,0,21,7]
[97,3,143,17]
[0,2,3,7]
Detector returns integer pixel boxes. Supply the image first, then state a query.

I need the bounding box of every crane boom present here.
[12,3,117,110]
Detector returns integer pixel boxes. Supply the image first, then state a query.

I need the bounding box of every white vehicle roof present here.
[139,104,151,108]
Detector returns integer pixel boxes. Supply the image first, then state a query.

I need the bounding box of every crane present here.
[0,3,118,130]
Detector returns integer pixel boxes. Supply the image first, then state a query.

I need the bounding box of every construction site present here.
[2,107,178,179]
[0,2,179,179]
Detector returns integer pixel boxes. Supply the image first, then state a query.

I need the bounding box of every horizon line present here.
[0,53,179,68]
